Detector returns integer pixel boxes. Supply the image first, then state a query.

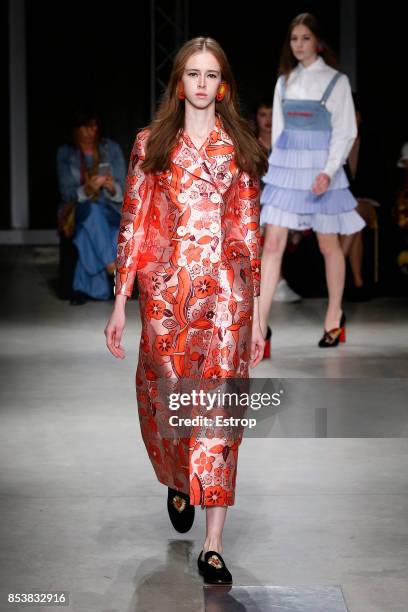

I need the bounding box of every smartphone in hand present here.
[98,162,112,177]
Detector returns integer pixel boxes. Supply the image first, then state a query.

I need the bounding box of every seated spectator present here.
[394,141,408,275]
[56,109,126,305]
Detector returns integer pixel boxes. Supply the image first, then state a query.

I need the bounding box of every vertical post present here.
[175,0,182,48]
[183,0,188,45]
[340,0,357,91]
[150,0,156,120]
[149,0,189,119]
[9,0,29,229]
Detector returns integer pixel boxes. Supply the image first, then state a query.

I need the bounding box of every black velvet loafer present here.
[197,550,233,584]
[167,487,195,533]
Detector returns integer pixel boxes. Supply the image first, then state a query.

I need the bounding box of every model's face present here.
[256,106,272,131]
[290,25,318,63]
[181,51,222,109]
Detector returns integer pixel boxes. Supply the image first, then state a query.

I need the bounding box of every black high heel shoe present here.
[318,312,346,348]
[197,550,233,584]
[262,326,272,359]
[167,487,195,533]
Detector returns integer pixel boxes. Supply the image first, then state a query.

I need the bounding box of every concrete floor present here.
[0,247,408,612]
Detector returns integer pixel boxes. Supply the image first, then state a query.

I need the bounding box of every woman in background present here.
[254,100,302,357]
[57,109,126,304]
[254,100,302,310]
[259,13,365,349]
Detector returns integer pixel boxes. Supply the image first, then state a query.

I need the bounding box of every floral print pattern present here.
[115,115,261,506]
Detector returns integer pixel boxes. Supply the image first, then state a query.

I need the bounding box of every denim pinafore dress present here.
[260,71,365,235]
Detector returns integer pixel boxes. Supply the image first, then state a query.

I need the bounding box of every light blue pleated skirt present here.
[260,128,365,235]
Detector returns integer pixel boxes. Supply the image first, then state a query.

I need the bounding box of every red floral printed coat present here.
[115,115,261,506]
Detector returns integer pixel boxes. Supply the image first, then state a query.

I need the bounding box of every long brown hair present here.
[142,37,268,178]
[279,13,339,83]
[71,110,102,178]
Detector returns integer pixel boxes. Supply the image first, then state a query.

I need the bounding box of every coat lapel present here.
[171,114,237,195]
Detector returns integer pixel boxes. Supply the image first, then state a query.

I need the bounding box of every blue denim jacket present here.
[56,138,126,212]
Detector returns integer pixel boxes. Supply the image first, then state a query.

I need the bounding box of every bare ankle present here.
[203,538,223,555]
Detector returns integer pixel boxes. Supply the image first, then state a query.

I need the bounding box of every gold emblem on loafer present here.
[172,495,187,513]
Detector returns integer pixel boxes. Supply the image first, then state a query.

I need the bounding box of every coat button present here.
[209,252,219,263]
[210,192,221,203]
[177,193,188,204]
[178,256,187,266]
[177,226,187,236]
[209,222,220,234]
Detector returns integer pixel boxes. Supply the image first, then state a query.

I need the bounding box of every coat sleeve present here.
[237,172,261,298]
[114,129,153,297]
[272,76,284,148]
[323,74,357,179]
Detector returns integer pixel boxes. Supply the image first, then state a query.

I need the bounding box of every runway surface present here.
[1,247,407,612]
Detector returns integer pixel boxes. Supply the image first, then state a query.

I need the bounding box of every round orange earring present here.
[216,83,226,102]
[178,84,186,100]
